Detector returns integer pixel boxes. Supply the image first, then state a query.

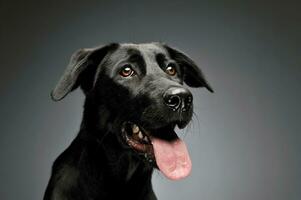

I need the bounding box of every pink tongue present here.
[152,136,192,180]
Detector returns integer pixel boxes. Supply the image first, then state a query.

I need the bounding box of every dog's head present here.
[51,43,213,180]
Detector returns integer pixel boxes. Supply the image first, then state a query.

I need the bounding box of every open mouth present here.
[122,122,154,161]
[122,122,192,180]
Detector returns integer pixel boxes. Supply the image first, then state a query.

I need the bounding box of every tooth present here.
[132,124,139,134]
[138,131,143,139]
[143,136,148,142]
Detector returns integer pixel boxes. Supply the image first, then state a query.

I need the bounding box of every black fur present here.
[44,42,213,200]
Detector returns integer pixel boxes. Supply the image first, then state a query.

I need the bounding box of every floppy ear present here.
[51,43,119,101]
[164,45,214,92]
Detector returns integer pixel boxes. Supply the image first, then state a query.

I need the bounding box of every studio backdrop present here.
[0,1,300,200]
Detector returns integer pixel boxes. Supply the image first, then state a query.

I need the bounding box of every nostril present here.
[166,95,181,108]
[183,94,193,112]
[186,95,193,103]
[185,95,193,105]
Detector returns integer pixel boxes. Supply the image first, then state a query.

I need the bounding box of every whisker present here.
[192,111,201,134]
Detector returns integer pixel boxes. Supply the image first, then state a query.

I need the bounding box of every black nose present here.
[163,87,193,112]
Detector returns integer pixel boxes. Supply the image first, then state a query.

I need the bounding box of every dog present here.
[44,42,213,200]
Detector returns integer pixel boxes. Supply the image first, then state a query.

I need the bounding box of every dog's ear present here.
[51,43,119,101]
[164,45,213,92]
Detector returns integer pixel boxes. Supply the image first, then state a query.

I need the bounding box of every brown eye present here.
[165,64,177,76]
[120,65,135,77]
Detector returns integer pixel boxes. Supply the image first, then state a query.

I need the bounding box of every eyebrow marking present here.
[155,53,167,70]
[126,48,146,75]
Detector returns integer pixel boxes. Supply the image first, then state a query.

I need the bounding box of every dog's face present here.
[51,42,213,180]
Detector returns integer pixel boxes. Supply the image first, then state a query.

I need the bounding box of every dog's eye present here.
[120,65,135,77]
[165,64,177,76]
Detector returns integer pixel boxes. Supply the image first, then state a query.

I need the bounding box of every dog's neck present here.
[76,128,155,199]
[74,99,156,199]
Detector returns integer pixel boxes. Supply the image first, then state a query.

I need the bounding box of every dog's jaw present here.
[121,121,192,180]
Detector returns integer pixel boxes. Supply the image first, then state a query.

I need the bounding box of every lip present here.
[121,122,155,162]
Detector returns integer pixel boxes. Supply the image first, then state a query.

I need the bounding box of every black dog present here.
[44,42,213,200]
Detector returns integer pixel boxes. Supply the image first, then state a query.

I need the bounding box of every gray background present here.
[1,0,300,200]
